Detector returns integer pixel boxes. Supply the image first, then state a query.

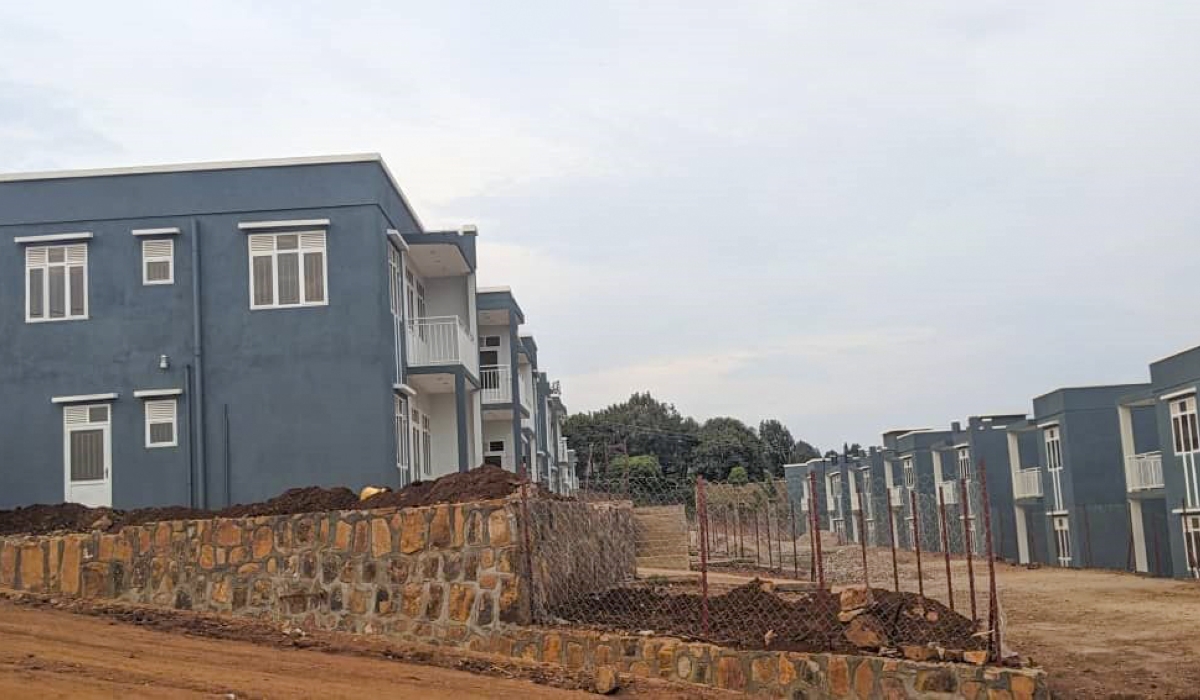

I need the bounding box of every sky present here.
[1,1,1198,450]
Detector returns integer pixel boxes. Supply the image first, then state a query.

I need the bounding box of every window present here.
[1184,515,1200,577]
[410,407,432,477]
[27,244,87,322]
[489,440,505,452]
[1053,515,1071,567]
[395,395,411,485]
[142,239,174,285]
[144,399,177,448]
[1171,397,1199,455]
[480,336,501,369]
[248,232,327,309]
[423,414,432,476]
[902,457,915,489]
[1044,426,1065,511]
[957,447,973,480]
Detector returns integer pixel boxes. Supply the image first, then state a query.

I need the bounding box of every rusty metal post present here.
[696,477,710,636]
[978,459,1001,662]
[910,490,924,598]
[789,500,800,580]
[1082,506,1094,568]
[938,485,955,611]
[809,470,824,589]
[887,494,900,592]
[960,477,977,622]
[724,505,731,557]
[753,505,762,566]
[736,502,744,559]
[765,498,774,570]
[857,489,870,589]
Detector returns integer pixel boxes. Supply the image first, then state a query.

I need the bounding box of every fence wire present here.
[528,466,1010,664]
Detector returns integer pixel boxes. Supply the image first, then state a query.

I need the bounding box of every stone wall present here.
[467,626,1048,699]
[0,498,536,642]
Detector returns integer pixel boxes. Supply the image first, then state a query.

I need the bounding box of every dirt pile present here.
[0,466,556,537]
[549,579,985,656]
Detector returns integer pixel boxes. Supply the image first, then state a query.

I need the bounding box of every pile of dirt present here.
[0,466,556,538]
[549,580,985,656]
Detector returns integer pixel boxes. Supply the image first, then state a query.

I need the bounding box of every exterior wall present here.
[1149,346,1200,578]
[428,394,460,476]
[964,417,1024,561]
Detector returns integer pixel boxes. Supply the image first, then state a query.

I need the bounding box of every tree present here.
[793,439,820,463]
[563,392,698,478]
[759,419,797,477]
[693,417,765,482]
[727,465,749,485]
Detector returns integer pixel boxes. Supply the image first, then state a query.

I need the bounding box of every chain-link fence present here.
[525,463,1011,664]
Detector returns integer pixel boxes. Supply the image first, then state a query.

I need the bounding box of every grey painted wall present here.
[0,161,423,510]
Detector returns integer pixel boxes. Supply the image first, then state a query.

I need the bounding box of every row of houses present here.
[785,343,1200,580]
[0,154,577,511]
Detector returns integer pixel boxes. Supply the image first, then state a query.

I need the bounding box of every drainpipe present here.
[190,218,208,509]
[185,363,195,507]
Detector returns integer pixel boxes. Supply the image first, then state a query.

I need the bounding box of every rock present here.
[593,666,620,695]
[90,515,112,532]
[838,586,872,612]
[837,607,866,623]
[359,486,389,500]
[964,649,989,665]
[845,614,888,649]
[901,644,935,662]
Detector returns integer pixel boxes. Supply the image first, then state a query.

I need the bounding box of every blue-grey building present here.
[1115,385,1172,576]
[1134,345,1200,578]
[883,428,954,553]
[0,155,516,510]
[477,288,529,474]
[784,458,828,534]
[1024,385,1149,570]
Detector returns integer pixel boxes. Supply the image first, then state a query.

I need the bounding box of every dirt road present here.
[0,599,723,699]
[996,564,1200,700]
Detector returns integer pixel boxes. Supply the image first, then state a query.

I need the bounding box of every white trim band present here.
[1037,421,1060,429]
[14,232,93,244]
[133,388,184,398]
[393,383,417,397]
[1160,387,1198,401]
[52,393,118,404]
[238,219,330,231]
[131,227,181,237]
[386,229,409,252]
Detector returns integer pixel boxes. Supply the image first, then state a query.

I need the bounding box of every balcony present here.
[937,481,959,505]
[406,316,477,374]
[1125,452,1165,492]
[557,437,570,465]
[888,486,905,508]
[1013,468,1043,499]
[480,364,512,404]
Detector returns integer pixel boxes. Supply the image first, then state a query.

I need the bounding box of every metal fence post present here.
[857,489,870,589]
[960,477,977,622]
[911,490,924,599]
[978,459,1001,662]
[938,485,955,611]
[696,476,710,636]
[887,496,899,592]
[789,500,800,580]
[809,469,824,589]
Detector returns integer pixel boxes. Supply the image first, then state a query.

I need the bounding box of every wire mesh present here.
[524,469,1008,664]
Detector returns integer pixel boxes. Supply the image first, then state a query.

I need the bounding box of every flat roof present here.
[0,153,423,230]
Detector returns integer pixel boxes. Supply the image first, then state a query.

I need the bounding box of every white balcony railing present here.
[1125,452,1165,492]
[937,481,959,505]
[888,486,905,508]
[1013,468,1043,499]
[480,364,512,404]
[557,438,570,465]
[406,316,477,373]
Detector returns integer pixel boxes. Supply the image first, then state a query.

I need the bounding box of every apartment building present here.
[1126,345,1200,578]
[783,459,828,533]
[1019,385,1147,569]
[1006,419,1052,565]
[883,428,953,553]
[0,155,573,509]
[477,288,528,474]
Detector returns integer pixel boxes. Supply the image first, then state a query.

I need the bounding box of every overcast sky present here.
[2,2,1198,450]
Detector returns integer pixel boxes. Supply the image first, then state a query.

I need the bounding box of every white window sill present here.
[27,315,89,324]
[249,301,329,311]
[146,443,178,449]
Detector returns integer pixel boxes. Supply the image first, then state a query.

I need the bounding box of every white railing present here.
[480,364,512,404]
[888,485,905,508]
[406,316,477,372]
[937,481,959,505]
[557,438,570,464]
[1013,468,1043,499]
[520,373,534,412]
[1125,452,1164,491]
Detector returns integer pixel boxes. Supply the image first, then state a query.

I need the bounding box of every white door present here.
[64,404,112,507]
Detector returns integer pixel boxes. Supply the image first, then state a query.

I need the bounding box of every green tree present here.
[727,465,749,485]
[759,419,798,477]
[693,417,765,482]
[563,392,698,477]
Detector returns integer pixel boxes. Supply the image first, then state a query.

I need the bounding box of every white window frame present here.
[1053,514,1072,567]
[411,407,432,477]
[902,457,916,489]
[957,447,973,480]
[395,394,411,485]
[1171,396,1200,510]
[1044,426,1065,511]
[26,243,88,322]
[141,238,175,286]
[144,399,178,448]
[247,231,329,310]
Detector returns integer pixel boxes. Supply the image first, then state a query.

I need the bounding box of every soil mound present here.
[0,466,555,538]
[550,579,984,655]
